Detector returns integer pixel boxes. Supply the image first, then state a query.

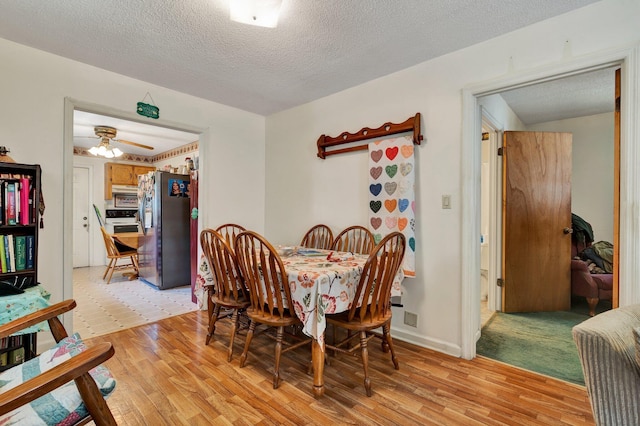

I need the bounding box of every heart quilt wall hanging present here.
[368,135,416,280]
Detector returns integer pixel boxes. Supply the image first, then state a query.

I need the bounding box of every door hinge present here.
[497,147,504,156]
[497,278,504,287]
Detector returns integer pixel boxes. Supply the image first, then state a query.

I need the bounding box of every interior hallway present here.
[72,266,198,338]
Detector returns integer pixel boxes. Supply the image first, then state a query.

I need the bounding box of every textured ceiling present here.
[0,0,601,116]
[499,67,616,125]
[2,0,610,155]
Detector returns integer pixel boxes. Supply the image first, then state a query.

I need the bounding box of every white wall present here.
[527,113,614,243]
[478,94,527,132]
[0,38,266,309]
[264,0,640,355]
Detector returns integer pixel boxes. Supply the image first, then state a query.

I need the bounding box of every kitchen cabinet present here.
[104,163,155,199]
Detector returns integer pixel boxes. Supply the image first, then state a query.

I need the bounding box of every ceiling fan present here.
[87,126,154,158]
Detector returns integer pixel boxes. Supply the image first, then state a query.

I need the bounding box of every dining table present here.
[280,247,403,397]
[111,232,140,251]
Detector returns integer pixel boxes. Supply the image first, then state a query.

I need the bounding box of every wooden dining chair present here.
[200,228,250,361]
[300,224,333,250]
[215,223,246,251]
[0,300,117,425]
[234,230,311,389]
[331,225,375,255]
[325,232,406,396]
[99,226,138,284]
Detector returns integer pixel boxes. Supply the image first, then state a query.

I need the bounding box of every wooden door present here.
[502,131,572,312]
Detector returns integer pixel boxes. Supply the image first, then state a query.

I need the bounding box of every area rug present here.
[476,310,588,385]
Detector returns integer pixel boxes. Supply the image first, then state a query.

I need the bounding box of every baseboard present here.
[391,326,462,357]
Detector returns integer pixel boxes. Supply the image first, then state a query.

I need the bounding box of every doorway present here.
[461,46,640,360]
[479,68,617,316]
[63,98,206,333]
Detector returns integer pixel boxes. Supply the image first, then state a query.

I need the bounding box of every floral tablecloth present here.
[194,254,214,311]
[284,249,403,347]
[193,248,403,348]
[0,285,51,335]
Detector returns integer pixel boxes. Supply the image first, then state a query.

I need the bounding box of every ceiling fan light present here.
[112,147,123,157]
[97,146,107,156]
[88,146,100,156]
[104,149,115,159]
[230,0,282,28]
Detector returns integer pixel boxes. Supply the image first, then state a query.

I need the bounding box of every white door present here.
[73,167,90,267]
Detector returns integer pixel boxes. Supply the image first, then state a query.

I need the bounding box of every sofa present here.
[572,305,640,425]
[571,240,613,316]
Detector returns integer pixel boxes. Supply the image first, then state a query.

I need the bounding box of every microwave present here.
[113,193,138,208]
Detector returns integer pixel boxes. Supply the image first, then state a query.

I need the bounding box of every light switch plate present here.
[442,195,451,209]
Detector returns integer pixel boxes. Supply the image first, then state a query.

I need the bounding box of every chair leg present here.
[206,290,215,326]
[382,322,399,370]
[239,321,256,368]
[359,330,372,397]
[273,326,284,389]
[105,261,116,284]
[227,309,239,362]
[206,304,221,345]
[103,259,114,279]
[586,297,599,317]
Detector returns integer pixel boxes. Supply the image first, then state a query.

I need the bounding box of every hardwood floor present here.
[86,310,595,425]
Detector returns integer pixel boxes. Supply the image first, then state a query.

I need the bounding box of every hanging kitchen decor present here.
[137,92,160,119]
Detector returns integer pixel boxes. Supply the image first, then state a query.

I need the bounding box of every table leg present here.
[311,339,325,397]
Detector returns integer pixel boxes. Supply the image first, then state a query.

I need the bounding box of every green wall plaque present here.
[137,102,159,119]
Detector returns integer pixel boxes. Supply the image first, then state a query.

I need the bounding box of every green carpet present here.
[477,310,588,385]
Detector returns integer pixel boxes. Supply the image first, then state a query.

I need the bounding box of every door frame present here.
[480,109,503,315]
[62,98,208,330]
[460,44,640,359]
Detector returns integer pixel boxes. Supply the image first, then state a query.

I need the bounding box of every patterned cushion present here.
[0,333,116,426]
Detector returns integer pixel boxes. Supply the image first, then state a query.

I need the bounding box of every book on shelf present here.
[8,347,25,364]
[0,175,35,226]
[0,238,6,273]
[0,352,7,367]
[5,182,16,225]
[25,235,34,269]
[7,235,15,273]
[15,235,26,271]
[3,235,10,272]
[20,177,30,225]
[15,181,20,220]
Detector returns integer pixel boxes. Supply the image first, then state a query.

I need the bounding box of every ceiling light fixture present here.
[230,0,283,28]
[88,137,123,158]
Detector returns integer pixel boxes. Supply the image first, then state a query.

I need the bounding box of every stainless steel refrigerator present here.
[138,171,191,289]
